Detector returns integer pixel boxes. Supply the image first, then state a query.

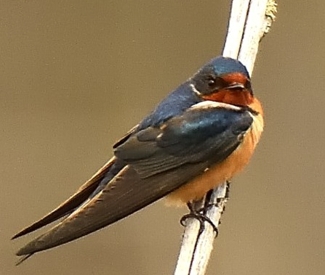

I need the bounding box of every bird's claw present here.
[180,212,218,237]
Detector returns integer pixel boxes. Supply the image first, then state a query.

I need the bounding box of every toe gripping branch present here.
[180,182,230,237]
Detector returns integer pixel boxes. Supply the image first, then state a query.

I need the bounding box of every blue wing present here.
[12,83,199,241]
[115,103,253,177]
[14,102,253,259]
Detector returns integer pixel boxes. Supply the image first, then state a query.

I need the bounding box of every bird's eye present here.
[207,78,216,87]
[207,76,225,90]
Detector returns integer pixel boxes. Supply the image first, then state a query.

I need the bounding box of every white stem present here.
[223,0,250,59]
[174,1,277,274]
[237,0,269,74]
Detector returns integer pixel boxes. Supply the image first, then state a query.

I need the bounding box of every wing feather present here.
[14,103,254,259]
[115,104,253,177]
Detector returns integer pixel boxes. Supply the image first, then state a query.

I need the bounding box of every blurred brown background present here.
[1,1,325,275]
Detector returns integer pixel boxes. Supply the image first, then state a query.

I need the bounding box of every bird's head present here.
[191,57,253,106]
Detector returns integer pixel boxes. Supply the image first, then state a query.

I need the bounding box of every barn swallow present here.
[12,56,264,264]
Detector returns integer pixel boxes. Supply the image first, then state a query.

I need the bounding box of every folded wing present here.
[15,102,253,259]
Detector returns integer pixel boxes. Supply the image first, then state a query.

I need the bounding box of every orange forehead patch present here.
[221,72,248,84]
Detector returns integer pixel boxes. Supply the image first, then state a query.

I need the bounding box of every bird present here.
[12,56,264,264]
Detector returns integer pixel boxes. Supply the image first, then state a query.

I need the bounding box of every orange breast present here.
[166,108,264,206]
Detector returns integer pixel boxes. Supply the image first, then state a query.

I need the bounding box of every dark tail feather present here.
[12,158,116,240]
[15,162,207,257]
[15,253,33,266]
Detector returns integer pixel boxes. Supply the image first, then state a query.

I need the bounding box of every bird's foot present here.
[179,183,231,237]
[180,211,219,237]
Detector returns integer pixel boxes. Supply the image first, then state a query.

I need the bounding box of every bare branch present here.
[174,1,277,274]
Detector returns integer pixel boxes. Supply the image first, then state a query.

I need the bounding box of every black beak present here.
[227,82,245,90]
